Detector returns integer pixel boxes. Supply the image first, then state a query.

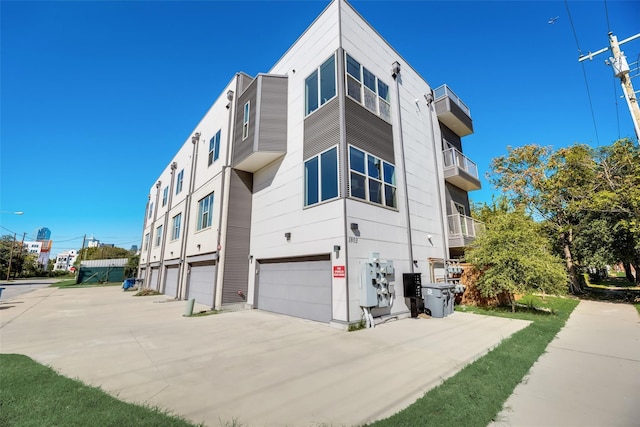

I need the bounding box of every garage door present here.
[163,266,179,299]
[257,258,332,323]
[187,262,216,307]
[149,267,160,290]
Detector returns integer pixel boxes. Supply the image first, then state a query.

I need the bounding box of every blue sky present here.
[1,0,638,255]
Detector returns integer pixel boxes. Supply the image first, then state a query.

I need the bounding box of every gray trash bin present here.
[421,283,456,318]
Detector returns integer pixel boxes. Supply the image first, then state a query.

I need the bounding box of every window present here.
[162,186,168,206]
[208,130,222,166]
[304,147,339,206]
[148,202,154,219]
[242,102,250,140]
[345,53,391,122]
[305,54,337,116]
[176,169,184,194]
[197,192,214,231]
[172,213,182,240]
[349,146,397,208]
[155,225,163,247]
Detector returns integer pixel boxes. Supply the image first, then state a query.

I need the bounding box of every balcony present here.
[448,214,484,249]
[443,147,481,191]
[434,85,473,137]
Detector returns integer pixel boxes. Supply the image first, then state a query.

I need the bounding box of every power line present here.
[603,0,611,34]
[564,0,601,145]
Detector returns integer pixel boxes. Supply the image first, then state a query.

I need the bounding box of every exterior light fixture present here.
[227,90,234,101]
[192,132,201,144]
[350,223,359,230]
[333,245,341,252]
[392,61,401,78]
[285,232,291,241]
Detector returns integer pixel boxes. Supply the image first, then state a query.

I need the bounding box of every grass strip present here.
[370,296,579,427]
[49,280,122,288]
[0,354,200,427]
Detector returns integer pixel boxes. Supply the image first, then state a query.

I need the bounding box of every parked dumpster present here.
[421,283,456,318]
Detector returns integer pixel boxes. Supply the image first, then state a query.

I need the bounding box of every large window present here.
[305,54,337,116]
[148,202,154,219]
[176,169,184,194]
[208,130,222,166]
[155,225,163,247]
[197,192,214,231]
[242,102,250,140]
[349,146,396,208]
[345,53,391,122]
[304,147,339,206]
[143,233,149,251]
[162,186,168,206]
[171,213,182,240]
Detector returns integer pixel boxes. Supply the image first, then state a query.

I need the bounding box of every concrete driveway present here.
[0,286,530,426]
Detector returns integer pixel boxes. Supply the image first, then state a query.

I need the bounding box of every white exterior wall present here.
[248,1,345,316]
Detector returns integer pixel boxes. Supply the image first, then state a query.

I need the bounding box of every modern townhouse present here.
[139,0,481,328]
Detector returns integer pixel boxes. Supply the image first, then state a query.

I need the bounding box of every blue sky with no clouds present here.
[1,0,638,254]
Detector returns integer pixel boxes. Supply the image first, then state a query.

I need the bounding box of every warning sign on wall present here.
[333,265,346,278]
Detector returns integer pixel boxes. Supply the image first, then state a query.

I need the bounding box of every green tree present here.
[465,209,568,311]
[489,143,596,293]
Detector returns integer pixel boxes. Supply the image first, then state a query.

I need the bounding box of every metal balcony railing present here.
[448,214,484,239]
[443,147,479,180]
[434,84,471,116]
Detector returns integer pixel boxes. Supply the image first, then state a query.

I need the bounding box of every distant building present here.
[87,237,100,248]
[53,250,79,271]
[36,227,51,241]
[35,227,52,270]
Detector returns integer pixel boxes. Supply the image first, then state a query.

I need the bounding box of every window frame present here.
[242,102,250,140]
[304,53,337,117]
[155,225,163,247]
[148,202,154,219]
[162,186,168,207]
[348,145,397,209]
[143,233,149,251]
[304,146,339,207]
[344,53,391,122]
[208,130,222,166]
[176,169,184,195]
[171,213,182,241]
[197,192,215,231]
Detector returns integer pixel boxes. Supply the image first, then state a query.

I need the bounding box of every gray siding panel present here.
[303,97,340,159]
[222,170,253,304]
[345,97,394,163]
[258,76,288,152]
[233,81,258,165]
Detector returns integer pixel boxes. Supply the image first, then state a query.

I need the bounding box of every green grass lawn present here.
[370,295,579,427]
[0,354,200,427]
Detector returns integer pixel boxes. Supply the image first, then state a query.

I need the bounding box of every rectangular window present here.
[242,102,250,140]
[304,147,339,206]
[143,233,149,251]
[155,225,163,247]
[305,54,337,116]
[148,202,154,219]
[345,53,391,122]
[172,213,182,240]
[349,146,397,208]
[197,192,214,231]
[162,186,168,206]
[176,169,184,194]
[208,130,222,166]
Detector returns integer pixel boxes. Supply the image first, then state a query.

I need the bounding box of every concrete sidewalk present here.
[0,286,529,426]
[491,299,640,427]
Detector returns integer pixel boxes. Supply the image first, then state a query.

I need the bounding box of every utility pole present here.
[579,31,640,140]
[6,233,16,281]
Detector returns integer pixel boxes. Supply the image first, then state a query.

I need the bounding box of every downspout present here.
[213,88,236,309]
[157,162,177,293]
[177,132,201,299]
[392,61,415,274]
[424,91,450,269]
[138,196,150,280]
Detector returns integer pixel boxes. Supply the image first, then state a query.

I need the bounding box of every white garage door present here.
[163,266,179,299]
[257,258,332,323]
[149,267,160,290]
[187,262,216,307]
